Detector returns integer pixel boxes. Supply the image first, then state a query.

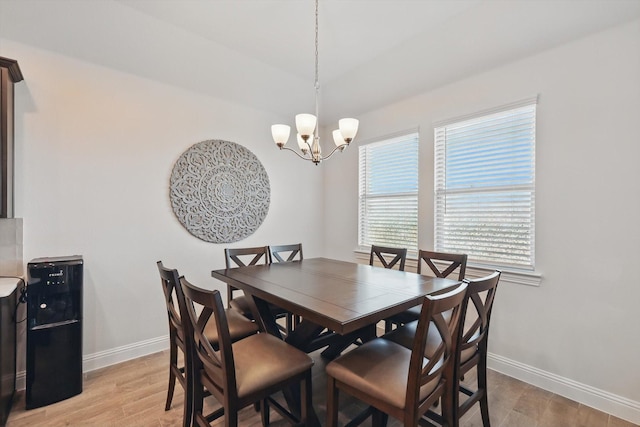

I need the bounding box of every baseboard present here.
[488,352,640,425]
[16,334,169,391]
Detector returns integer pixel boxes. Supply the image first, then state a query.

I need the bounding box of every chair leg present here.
[301,371,312,426]
[225,404,238,427]
[260,399,270,426]
[478,356,490,427]
[183,367,193,427]
[372,409,388,427]
[165,341,178,410]
[326,376,339,427]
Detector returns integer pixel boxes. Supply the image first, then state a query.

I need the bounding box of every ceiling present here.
[2,0,640,123]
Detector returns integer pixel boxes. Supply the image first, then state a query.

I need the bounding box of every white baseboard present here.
[488,352,640,425]
[16,335,169,391]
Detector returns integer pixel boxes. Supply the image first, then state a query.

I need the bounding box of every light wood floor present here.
[6,349,637,427]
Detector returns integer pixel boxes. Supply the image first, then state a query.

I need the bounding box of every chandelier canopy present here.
[271,0,359,165]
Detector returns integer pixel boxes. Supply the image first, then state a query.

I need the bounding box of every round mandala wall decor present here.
[170,139,271,243]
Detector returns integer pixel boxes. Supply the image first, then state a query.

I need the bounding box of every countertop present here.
[0,277,21,298]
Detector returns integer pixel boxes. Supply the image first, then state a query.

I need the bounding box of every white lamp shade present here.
[339,118,359,140]
[272,124,291,145]
[332,129,344,147]
[297,134,308,151]
[295,114,317,137]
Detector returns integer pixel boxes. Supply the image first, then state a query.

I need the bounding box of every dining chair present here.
[383,271,501,427]
[269,243,303,332]
[454,271,501,427]
[385,250,467,331]
[369,245,407,271]
[224,246,270,318]
[369,245,408,334]
[269,243,303,263]
[156,262,258,427]
[325,282,468,427]
[225,246,292,336]
[179,276,314,427]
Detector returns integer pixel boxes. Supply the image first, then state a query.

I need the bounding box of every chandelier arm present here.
[279,145,314,161]
[320,143,349,161]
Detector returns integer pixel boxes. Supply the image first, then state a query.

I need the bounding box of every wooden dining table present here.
[211,257,460,426]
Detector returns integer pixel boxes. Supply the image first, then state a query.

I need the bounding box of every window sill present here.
[353,249,542,287]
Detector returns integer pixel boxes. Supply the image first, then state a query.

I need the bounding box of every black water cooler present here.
[26,256,83,409]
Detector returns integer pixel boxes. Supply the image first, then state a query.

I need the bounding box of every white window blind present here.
[434,99,536,270]
[359,132,419,252]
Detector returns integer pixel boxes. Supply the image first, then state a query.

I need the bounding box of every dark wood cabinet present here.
[0,57,24,219]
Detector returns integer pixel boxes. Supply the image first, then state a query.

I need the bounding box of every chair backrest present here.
[269,243,303,263]
[156,261,183,339]
[459,271,501,362]
[224,246,270,305]
[406,282,468,413]
[180,276,236,403]
[417,250,467,281]
[369,245,407,271]
[224,246,270,268]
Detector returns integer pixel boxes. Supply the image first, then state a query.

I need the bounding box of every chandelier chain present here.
[314,0,319,125]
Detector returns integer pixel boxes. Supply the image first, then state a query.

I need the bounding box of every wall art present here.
[170,139,270,243]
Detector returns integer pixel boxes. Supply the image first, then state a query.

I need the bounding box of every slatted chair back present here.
[269,243,303,263]
[223,246,269,309]
[156,261,191,427]
[418,250,467,280]
[407,283,468,425]
[455,271,501,426]
[369,245,407,271]
[180,277,235,409]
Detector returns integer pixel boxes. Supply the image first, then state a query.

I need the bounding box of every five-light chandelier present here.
[271,0,359,165]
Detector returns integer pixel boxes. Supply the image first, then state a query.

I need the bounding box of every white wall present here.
[2,39,324,368]
[324,19,640,421]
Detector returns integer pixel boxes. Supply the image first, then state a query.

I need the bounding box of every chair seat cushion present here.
[230,295,290,318]
[231,333,314,398]
[326,338,440,410]
[390,305,421,324]
[202,308,258,346]
[229,295,253,317]
[384,320,478,364]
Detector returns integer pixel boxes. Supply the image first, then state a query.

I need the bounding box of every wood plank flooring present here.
[6,349,637,427]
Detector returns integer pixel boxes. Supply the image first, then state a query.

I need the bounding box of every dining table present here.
[211,257,461,426]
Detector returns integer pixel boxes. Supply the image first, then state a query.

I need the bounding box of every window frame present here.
[433,97,538,273]
[357,131,419,254]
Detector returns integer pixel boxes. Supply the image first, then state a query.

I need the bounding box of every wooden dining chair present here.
[369,245,408,334]
[156,262,258,427]
[454,271,501,427]
[179,276,314,427]
[382,271,501,427]
[369,245,407,271]
[224,246,270,318]
[269,243,303,263]
[325,282,468,427]
[385,250,467,331]
[269,243,303,332]
[225,246,292,336]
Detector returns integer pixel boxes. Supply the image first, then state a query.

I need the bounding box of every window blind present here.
[359,133,419,252]
[434,101,536,269]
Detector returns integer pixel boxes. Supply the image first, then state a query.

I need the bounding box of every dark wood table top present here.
[211,257,460,335]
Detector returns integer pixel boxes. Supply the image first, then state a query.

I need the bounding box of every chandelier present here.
[271,0,359,165]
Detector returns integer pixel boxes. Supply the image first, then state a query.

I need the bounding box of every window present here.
[358,132,419,252]
[434,98,537,270]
